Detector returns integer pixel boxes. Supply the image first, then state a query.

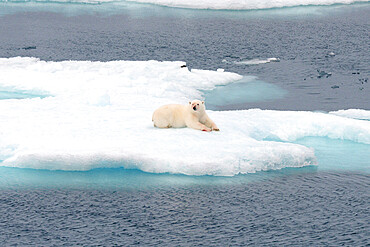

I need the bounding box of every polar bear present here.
[152,100,219,132]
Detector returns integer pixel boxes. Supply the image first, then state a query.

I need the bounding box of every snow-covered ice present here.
[330,109,370,121]
[0,57,369,176]
[125,0,368,10]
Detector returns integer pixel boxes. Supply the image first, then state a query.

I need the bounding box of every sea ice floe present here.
[0,57,369,176]
[125,0,367,10]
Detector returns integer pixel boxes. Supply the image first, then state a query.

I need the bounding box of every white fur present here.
[152,100,219,132]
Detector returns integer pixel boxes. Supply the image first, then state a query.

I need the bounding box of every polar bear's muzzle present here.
[190,101,202,111]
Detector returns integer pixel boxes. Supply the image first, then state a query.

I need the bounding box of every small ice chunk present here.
[268,57,280,62]
[233,58,280,65]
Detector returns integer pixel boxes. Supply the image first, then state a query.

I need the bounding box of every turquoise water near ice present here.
[0,136,368,189]
[0,87,47,100]
[296,137,370,172]
[0,166,314,189]
[204,77,287,110]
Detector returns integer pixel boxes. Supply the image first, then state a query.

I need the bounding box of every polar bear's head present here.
[189,100,205,112]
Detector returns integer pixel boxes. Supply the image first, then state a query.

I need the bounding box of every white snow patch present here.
[125,0,368,10]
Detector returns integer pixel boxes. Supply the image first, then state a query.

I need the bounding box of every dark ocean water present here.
[0,3,369,110]
[0,3,369,246]
[1,171,369,246]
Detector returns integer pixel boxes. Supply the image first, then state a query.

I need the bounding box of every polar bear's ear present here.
[202,101,204,104]
[189,101,191,104]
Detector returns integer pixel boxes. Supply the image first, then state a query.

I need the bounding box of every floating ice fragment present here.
[325,52,336,58]
[232,58,280,66]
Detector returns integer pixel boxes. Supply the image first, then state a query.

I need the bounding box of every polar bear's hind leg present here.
[153,119,171,128]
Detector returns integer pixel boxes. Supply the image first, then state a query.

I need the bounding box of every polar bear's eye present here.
[197,104,199,105]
